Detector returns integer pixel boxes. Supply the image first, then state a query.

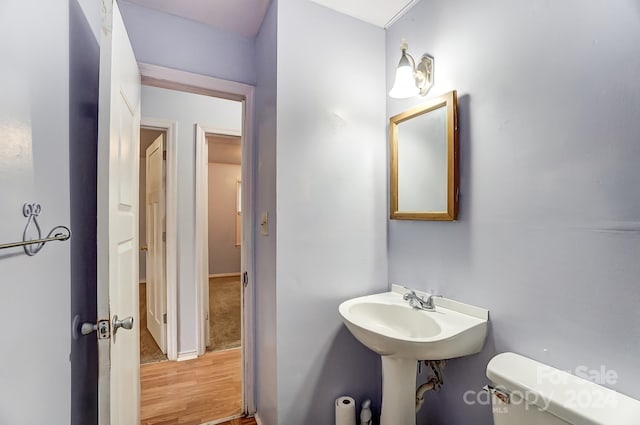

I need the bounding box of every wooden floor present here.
[141,348,243,425]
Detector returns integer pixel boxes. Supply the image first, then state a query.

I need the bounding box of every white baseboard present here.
[209,272,241,278]
[254,413,263,425]
[177,350,198,362]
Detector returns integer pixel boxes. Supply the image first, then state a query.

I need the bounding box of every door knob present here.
[112,314,134,337]
[81,322,99,335]
[72,314,109,340]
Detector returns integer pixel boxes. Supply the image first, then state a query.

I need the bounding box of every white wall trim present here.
[139,63,251,103]
[176,350,198,362]
[254,413,264,425]
[209,272,242,278]
[195,124,209,355]
[137,63,257,415]
[140,117,179,362]
[196,124,241,356]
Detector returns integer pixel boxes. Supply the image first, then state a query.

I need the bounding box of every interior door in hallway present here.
[97,0,141,424]
[145,134,167,353]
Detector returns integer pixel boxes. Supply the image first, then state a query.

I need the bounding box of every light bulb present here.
[389,53,418,99]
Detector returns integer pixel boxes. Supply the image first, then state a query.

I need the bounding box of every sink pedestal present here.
[380,356,418,425]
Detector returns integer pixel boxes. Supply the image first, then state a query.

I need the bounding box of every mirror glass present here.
[390,91,458,220]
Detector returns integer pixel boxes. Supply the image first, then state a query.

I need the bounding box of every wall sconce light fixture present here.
[389,39,434,99]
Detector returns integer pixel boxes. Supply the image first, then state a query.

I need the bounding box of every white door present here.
[145,134,167,353]
[97,1,141,424]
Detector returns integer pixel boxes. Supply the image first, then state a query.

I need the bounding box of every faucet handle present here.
[425,294,443,309]
[402,286,416,300]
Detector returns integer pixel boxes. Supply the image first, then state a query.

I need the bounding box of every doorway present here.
[139,127,168,365]
[138,126,244,423]
[205,132,243,355]
[137,69,254,424]
[93,3,255,422]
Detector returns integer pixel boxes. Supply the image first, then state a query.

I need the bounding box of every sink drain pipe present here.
[415,377,438,412]
[416,360,446,413]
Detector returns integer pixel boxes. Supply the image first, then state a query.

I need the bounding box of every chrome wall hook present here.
[23,202,44,255]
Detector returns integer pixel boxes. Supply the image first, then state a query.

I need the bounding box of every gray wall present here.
[275,1,388,423]
[0,0,71,423]
[140,85,242,355]
[254,1,278,423]
[119,1,257,85]
[208,162,241,274]
[386,1,640,424]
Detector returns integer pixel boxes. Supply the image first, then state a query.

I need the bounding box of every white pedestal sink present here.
[338,285,489,425]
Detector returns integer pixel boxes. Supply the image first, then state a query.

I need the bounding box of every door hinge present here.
[163,150,167,160]
[162,231,166,242]
[242,271,248,287]
[163,313,167,324]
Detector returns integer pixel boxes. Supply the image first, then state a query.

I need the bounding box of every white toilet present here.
[486,352,640,425]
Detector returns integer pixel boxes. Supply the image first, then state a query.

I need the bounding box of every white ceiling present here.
[309,0,419,28]
[124,0,271,37]
[124,0,418,37]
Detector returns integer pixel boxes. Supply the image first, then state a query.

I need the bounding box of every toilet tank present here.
[486,352,640,425]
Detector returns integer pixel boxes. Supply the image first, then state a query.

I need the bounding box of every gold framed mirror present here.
[390,90,458,220]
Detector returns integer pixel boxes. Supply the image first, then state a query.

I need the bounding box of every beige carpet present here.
[139,277,241,363]
[139,282,167,364]
[208,275,242,352]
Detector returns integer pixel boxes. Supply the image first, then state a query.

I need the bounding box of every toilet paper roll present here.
[335,396,356,425]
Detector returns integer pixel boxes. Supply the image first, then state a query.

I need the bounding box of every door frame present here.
[138,63,256,415]
[140,117,178,361]
[195,124,242,358]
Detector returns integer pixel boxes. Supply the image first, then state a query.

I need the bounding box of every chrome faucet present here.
[403,288,442,311]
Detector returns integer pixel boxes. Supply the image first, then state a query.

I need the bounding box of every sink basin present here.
[339,290,488,360]
[339,287,489,425]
